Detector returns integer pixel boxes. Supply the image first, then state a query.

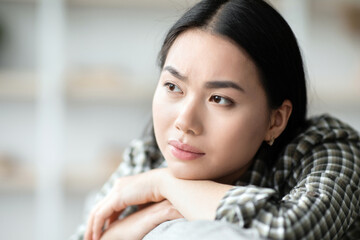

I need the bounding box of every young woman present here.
[72,0,360,239]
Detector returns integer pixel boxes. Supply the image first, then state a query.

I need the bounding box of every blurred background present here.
[0,0,359,239]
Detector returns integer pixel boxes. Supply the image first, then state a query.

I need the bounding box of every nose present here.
[174,97,203,135]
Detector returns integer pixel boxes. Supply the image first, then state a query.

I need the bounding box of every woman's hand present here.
[100,200,183,240]
[84,167,231,240]
[84,169,165,240]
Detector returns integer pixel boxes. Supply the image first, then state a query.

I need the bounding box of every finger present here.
[84,197,110,240]
[156,200,184,220]
[108,210,122,225]
[85,208,98,240]
[84,204,100,240]
[138,202,153,211]
[166,206,184,220]
[92,198,124,240]
[92,213,107,240]
[84,212,93,240]
[102,211,122,236]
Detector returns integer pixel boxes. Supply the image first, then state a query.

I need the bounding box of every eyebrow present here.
[163,66,187,81]
[205,81,244,92]
[163,65,244,92]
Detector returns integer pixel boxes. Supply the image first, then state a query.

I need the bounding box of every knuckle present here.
[157,200,170,208]
[114,178,123,187]
[162,200,171,205]
[162,205,177,216]
[90,207,98,216]
[94,211,103,220]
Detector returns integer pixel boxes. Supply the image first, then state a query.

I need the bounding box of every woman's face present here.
[152,29,272,183]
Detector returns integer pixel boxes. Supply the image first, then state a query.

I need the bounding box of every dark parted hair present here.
[152,0,307,164]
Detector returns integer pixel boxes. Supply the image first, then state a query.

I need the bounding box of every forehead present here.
[164,29,260,86]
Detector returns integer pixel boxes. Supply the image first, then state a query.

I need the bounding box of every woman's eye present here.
[164,82,182,93]
[209,95,233,106]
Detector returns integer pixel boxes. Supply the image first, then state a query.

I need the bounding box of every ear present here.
[265,100,293,144]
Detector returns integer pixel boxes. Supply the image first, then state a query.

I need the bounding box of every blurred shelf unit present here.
[1,69,359,105]
[0,152,122,193]
[0,70,154,104]
[2,0,360,8]
[67,0,200,8]
[0,161,34,193]
[0,71,36,101]
[63,152,122,193]
[3,0,360,8]
[0,162,118,194]
[0,0,200,8]
[66,69,155,104]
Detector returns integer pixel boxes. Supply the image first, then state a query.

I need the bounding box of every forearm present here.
[100,200,183,240]
[158,168,233,220]
[84,168,232,240]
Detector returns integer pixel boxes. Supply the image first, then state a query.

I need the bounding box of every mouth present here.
[168,139,205,161]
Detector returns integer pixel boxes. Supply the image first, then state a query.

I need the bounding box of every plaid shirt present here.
[71,114,360,240]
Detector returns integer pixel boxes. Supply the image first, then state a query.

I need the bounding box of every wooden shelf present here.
[0,70,154,104]
[0,71,37,101]
[66,69,155,104]
[0,160,121,193]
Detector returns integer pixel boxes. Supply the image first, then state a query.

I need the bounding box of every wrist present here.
[153,168,172,201]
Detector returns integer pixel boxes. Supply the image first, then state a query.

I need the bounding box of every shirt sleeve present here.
[215,140,360,240]
[69,138,165,240]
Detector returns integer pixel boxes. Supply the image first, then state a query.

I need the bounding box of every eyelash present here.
[163,82,234,107]
[209,95,234,106]
[164,82,183,93]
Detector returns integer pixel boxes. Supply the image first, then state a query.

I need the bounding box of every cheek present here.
[152,89,165,135]
[152,88,174,147]
[209,109,269,164]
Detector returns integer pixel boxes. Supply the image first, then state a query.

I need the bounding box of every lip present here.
[168,139,205,161]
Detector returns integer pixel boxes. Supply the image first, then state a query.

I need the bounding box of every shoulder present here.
[304,114,359,140]
[274,114,360,183]
[271,114,360,194]
[283,114,360,159]
[122,136,165,174]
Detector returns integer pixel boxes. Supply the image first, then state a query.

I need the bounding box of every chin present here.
[168,165,217,181]
[169,167,204,180]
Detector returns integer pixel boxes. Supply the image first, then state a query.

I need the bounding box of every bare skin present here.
[84,29,292,240]
[100,200,183,240]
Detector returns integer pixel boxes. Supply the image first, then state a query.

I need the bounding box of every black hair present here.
[153,0,308,165]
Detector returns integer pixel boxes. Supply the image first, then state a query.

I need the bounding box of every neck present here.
[214,160,253,185]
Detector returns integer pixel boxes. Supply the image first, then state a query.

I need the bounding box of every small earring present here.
[268,136,275,146]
